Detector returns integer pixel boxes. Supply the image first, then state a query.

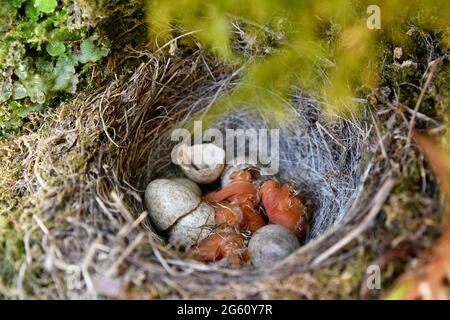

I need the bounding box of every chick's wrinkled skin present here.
[206,171,256,203]
[212,203,243,227]
[260,180,312,239]
[205,170,265,232]
[194,231,248,268]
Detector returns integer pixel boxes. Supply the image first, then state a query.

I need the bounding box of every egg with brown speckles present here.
[170,177,202,197]
[144,178,215,248]
[168,202,215,247]
[145,179,201,231]
[248,224,299,269]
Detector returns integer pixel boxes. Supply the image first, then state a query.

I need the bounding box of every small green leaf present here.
[46,42,66,57]
[77,37,109,64]
[12,82,28,100]
[25,74,47,104]
[0,82,13,103]
[35,58,54,73]
[49,28,85,42]
[52,55,79,93]
[14,58,33,79]
[16,103,43,118]
[25,2,40,21]
[34,0,57,14]
[12,0,27,9]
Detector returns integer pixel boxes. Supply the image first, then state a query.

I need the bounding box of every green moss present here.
[314,249,376,299]
[0,0,110,136]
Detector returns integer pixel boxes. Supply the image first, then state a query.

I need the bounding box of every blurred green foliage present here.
[0,0,109,135]
[147,0,450,123]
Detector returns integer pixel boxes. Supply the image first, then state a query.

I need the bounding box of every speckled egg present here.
[144,179,201,231]
[170,177,202,197]
[248,224,300,269]
[168,202,215,247]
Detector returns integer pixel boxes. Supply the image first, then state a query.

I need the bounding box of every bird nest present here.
[23,50,396,299]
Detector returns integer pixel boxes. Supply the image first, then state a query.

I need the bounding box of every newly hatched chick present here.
[259,180,312,239]
[194,230,248,268]
[206,170,265,232]
[194,170,266,267]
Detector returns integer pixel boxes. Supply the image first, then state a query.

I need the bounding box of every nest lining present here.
[147,104,371,247]
[209,105,370,241]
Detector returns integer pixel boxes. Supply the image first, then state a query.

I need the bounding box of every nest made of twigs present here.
[21,49,397,299]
